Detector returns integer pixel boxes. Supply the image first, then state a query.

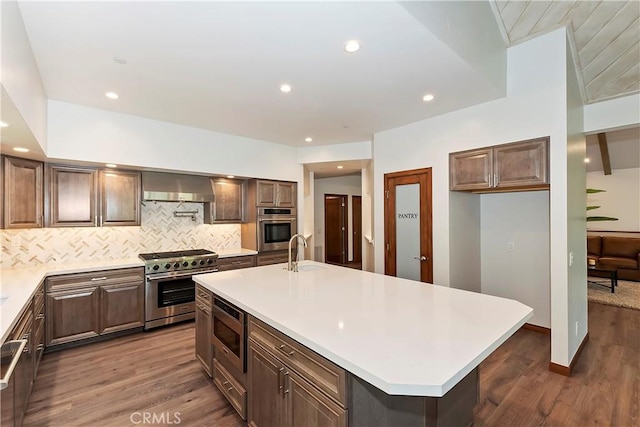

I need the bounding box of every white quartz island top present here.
[194,261,533,397]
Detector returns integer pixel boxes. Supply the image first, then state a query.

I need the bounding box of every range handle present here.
[0,339,28,391]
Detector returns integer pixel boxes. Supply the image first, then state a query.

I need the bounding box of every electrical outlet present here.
[569,252,574,266]
[575,321,579,336]
[507,241,515,251]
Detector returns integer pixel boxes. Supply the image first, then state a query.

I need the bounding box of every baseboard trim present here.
[548,332,589,377]
[522,323,551,335]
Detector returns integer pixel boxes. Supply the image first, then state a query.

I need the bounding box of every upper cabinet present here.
[204,178,247,223]
[47,165,141,227]
[450,137,549,192]
[2,156,44,229]
[256,180,296,208]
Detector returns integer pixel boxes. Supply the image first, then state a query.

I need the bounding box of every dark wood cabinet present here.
[47,165,140,227]
[33,283,45,379]
[205,178,246,223]
[257,251,289,266]
[450,137,549,192]
[100,282,144,334]
[46,268,144,348]
[195,285,213,376]
[248,340,285,427]
[9,300,34,427]
[2,156,43,229]
[286,370,346,427]
[256,180,296,208]
[218,255,257,271]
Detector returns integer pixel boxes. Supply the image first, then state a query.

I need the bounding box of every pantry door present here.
[384,168,433,283]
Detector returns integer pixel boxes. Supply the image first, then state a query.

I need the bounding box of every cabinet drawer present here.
[47,267,144,292]
[249,317,347,406]
[218,256,257,271]
[257,251,289,266]
[213,358,246,420]
[196,285,212,307]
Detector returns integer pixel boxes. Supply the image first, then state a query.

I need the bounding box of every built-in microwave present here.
[212,297,246,373]
[257,207,297,252]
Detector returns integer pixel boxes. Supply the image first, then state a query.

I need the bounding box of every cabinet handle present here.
[91,277,108,281]
[222,347,229,354]
[222,380,230,386]
[283,371,290,395]
[36,314,45,320]
[0,340,27,391]
[494,173,497,187]
[227,386,234,392]
[231,261,242,265]
[278,367,284,392]
[94,215,98,226]
[37,344,45,351]
[99,215,103,226]
[277,344,295,357]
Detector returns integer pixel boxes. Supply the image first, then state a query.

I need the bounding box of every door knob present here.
[414,256,428,261]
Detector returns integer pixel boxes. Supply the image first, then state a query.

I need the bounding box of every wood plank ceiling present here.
[492,1,640,104]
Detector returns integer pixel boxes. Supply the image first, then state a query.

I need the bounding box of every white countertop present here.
[216,248,258,258]
[0,258,144,343]
[194,261,533,397]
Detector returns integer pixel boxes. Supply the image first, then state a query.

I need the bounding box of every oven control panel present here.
[144,256,218,274]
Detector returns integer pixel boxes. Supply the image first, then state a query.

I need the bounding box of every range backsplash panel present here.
[1,202,240,268]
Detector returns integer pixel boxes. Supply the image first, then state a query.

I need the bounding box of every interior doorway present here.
[384,168,433,283]
[352,195,362,264]
[324,194,348,264]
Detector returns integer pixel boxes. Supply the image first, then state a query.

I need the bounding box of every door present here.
[352,196,362,264]
[100,282,144,334]
[324,195,347,264]
[3,156,44,229]
[101,170,141,226]
[48,165,98,227]
[384,168,433,283]
[248,341,284,427]
[46,286,100,346]
[285,369,347,427]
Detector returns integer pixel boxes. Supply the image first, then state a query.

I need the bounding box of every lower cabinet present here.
[257,251,289,266]
[46,267,144,349]
[195,285,213,376]
[247,317,347,427]
[218,255,257,271]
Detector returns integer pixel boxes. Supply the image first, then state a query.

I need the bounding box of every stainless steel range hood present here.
[142,172,215,202]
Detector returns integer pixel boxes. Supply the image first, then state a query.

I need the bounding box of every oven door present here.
[257,217,297,251]
[212,303,245,372]
[145,272,196,328]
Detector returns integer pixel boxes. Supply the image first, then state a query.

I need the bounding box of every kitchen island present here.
[194,261,533,426]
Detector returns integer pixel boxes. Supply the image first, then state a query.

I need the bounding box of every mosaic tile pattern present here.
[1,202,240,268]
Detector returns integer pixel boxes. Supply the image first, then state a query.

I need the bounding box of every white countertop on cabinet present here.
[194,261,533,397]
[0,258,144,342]
[216,248,258,258]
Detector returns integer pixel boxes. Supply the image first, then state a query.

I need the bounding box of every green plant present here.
[586,188,618,222]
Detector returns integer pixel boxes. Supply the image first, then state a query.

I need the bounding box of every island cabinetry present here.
[256,251,289,266]
[195,285,213,376]
[46,268,144,348]
[205,178,247,223]
[218,255,257,271]
[450,137,549,192]
[47,165,140,227]
[248,316,347,427]
[2,156,44,229]
[213,358,247,419]
[255,180,296,208]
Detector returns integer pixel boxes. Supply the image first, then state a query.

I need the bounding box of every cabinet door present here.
[46,286,100,346]
[48,165,98,227]
[276,182,296,208]
[494,137,549,188]
[101,170,141,226]
[285,370,347,427]
[207,178,246,223]
[248,341,284,427]
[3,156,43,229]
[256,181,277,206]
[100,282,144,335]
[195,301,212,376]
[449,149,492,191]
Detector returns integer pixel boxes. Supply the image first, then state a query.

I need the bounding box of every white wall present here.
[586,168,640,232]
[46,100,299,182]
[298,141,371,164]
[313,175,362,262]
[481,191,550,327]
[373,29,573,365]
[583,93,640,134]
[0,1,48,150]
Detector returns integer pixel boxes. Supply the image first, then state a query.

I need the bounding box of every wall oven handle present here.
[0,340,27,391]
[258,218,296,222]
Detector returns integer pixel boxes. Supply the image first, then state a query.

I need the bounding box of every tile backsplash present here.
[1,202,241,268]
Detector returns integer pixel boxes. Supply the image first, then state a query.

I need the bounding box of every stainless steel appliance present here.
[257,207,297,252]
[212,296,246,373]
[140,249,218,330]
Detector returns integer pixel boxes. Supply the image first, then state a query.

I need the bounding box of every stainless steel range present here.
[139,249,218,330]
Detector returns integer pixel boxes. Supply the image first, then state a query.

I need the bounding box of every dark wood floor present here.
[25,302,639,426]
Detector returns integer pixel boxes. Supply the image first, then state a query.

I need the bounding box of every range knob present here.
[182,261,189,267]
[152,264,160,271]
[174,262,180,268]
[199,260,205,266]
[191,260,197,266]
[164,263,171,269]
[207,259,213,264]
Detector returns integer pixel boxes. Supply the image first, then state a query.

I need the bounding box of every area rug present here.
[587,278,640,310]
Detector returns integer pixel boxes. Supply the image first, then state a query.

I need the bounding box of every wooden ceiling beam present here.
[597,132,612,175]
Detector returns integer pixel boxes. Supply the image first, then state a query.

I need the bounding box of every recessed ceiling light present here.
[423,94,435,102]
[13,147,29,153]
[105,163,118,168]
[105,92,119,99]
[305,137,313,143]
[280,84,292,93]
[337,165,344,169]
[584,158,590,163]
[113,57,127,65]
[0,121,9,128]
[226,175,235,179]
[344,40,361,53]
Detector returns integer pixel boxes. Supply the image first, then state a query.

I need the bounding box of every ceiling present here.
[2,1,639,180]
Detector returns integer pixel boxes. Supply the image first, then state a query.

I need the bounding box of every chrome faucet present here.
[288,234,308,272]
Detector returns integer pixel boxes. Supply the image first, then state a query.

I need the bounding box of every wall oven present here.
[212,297,246,372]
[257,207,297,252]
